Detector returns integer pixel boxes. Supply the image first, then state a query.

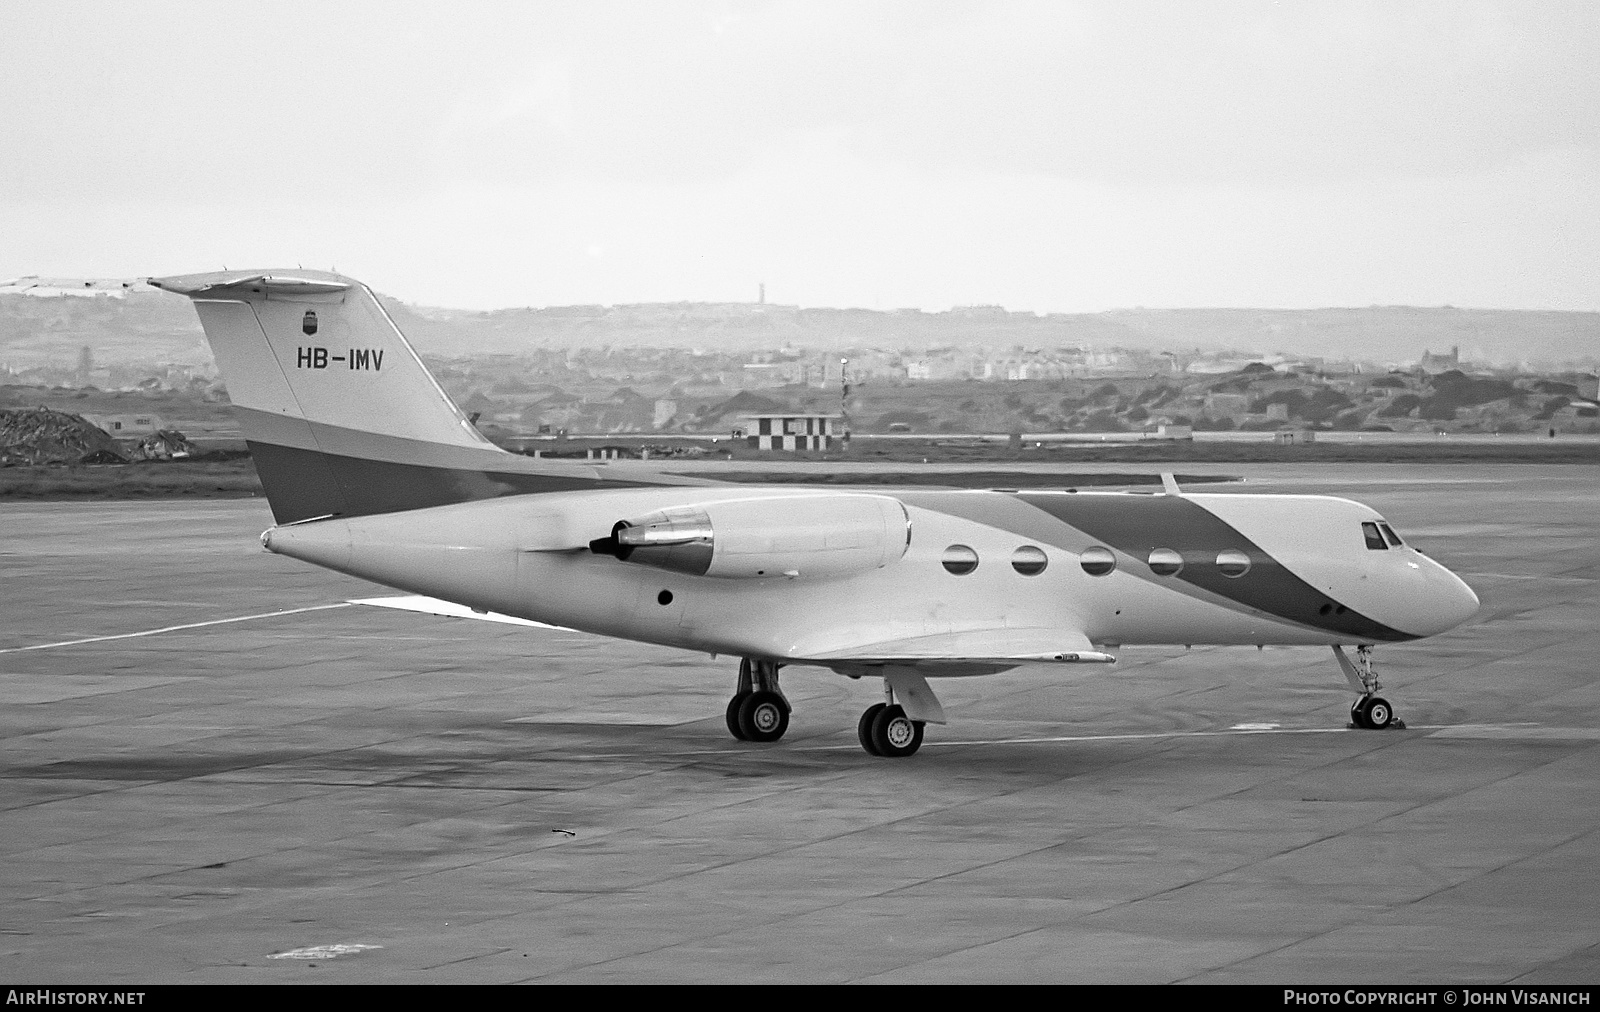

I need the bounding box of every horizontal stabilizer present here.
[149,273,352,297]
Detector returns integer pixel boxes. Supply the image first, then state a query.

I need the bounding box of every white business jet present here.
[147,271,1480,757]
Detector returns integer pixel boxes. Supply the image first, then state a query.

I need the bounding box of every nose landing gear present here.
[1351,694,1394,730]
[1333,645,1405,730]
[725,658,790,743]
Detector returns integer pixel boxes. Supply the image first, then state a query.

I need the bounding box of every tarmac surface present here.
[2,462,1597,984]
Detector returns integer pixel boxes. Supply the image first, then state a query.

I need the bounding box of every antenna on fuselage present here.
[1161,472,1182,496]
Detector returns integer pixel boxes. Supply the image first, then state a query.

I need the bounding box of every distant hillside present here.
[2,287,1595,368]
[388,302,1598,366]
[0,290,209,368]
[1101,307,1598,368]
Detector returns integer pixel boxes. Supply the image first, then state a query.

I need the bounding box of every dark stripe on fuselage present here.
[248,440,654,524]
[1015,492,1416,642]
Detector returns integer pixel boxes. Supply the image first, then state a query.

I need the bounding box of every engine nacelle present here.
[590,494,911,580]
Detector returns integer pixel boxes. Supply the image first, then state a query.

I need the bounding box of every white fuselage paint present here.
[261,487,1481,672]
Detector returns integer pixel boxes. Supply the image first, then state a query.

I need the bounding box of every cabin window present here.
[1011,545,1048,576]
[1378,522,1403,547]
[1362,522,1388,550]
[941,544,979,575]
[1216,549,1251,578]
[1079,546,1116,577]
[1147,548,1183,576]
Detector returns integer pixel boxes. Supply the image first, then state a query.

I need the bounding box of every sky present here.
[2,0,1597,312]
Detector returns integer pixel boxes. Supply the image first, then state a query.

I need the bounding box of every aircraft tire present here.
[857,703,886,755]
[1359,696,1394,730]
[726,694,750,740]
[1350,696,1370,729]
[870,704,924,758]
[738,690,789,743]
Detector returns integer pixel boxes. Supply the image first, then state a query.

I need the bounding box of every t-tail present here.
[148,270,657,524]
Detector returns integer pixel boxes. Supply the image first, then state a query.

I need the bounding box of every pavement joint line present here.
[1509,938,1600,985]
[513,732,1240,981]
[560,716,1596,980]
[1399,825,1596,914]
[0,603,355,654]
[879,745,1455,985]
[1177,751,1600,981]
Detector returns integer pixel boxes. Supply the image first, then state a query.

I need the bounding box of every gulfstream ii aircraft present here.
[148,270,1481,757]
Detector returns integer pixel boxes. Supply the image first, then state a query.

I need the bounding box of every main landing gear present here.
[856,678,928,758]
[722,660,937,757]
[1333,645,1405,730]
[725,658,791,743]
[857,700,924,758]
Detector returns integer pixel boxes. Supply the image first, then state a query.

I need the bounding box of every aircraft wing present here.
[800,626,1117,667]
[349,595,575,631]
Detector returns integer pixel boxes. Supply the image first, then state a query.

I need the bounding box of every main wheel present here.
[738,690,789,743]
[857,703,886,755]
[869,704,924,758]
[1358,695,1394,730]
[726,693,750,740]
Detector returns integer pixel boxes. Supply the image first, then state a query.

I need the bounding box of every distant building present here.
[1204,393,1251,417]
[653,399,677,429]
[1552,401,1599,429]
[0,277,152,298]
[741,413,839,451]
[1418,346,1460,373]
[741,362,799,388]
[949,305,1009,318]
[83,413,162,435]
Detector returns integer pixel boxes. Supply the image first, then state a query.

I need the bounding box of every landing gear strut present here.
[1333,645,1403,730]
[726,658,790,743]
[857,681,925,758]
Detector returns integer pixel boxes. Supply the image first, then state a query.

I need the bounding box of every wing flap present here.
[800,626,1117,666]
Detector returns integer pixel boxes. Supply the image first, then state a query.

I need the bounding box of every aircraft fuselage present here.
[262,484,1481,673]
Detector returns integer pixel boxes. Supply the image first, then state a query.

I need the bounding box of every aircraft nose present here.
[1449,575,1481,627]
[1404,560,1479,638]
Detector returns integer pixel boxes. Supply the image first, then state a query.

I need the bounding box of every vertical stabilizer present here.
[149,270,622,523]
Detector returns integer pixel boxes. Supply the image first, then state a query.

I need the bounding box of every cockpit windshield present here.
[1363,521,1406,550]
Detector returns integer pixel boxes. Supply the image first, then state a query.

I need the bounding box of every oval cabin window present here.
[1216,549,1251,578]
[941,544,979,576]
[1011,545,1048,576]
[1079,546,1116,577]
[1148,548,1183,576]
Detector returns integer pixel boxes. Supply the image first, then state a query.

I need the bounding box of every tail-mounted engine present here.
[589,494,911,580]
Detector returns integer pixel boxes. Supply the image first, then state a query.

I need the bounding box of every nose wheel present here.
[1351,694,1394,730]
[1334,645,1406,730]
